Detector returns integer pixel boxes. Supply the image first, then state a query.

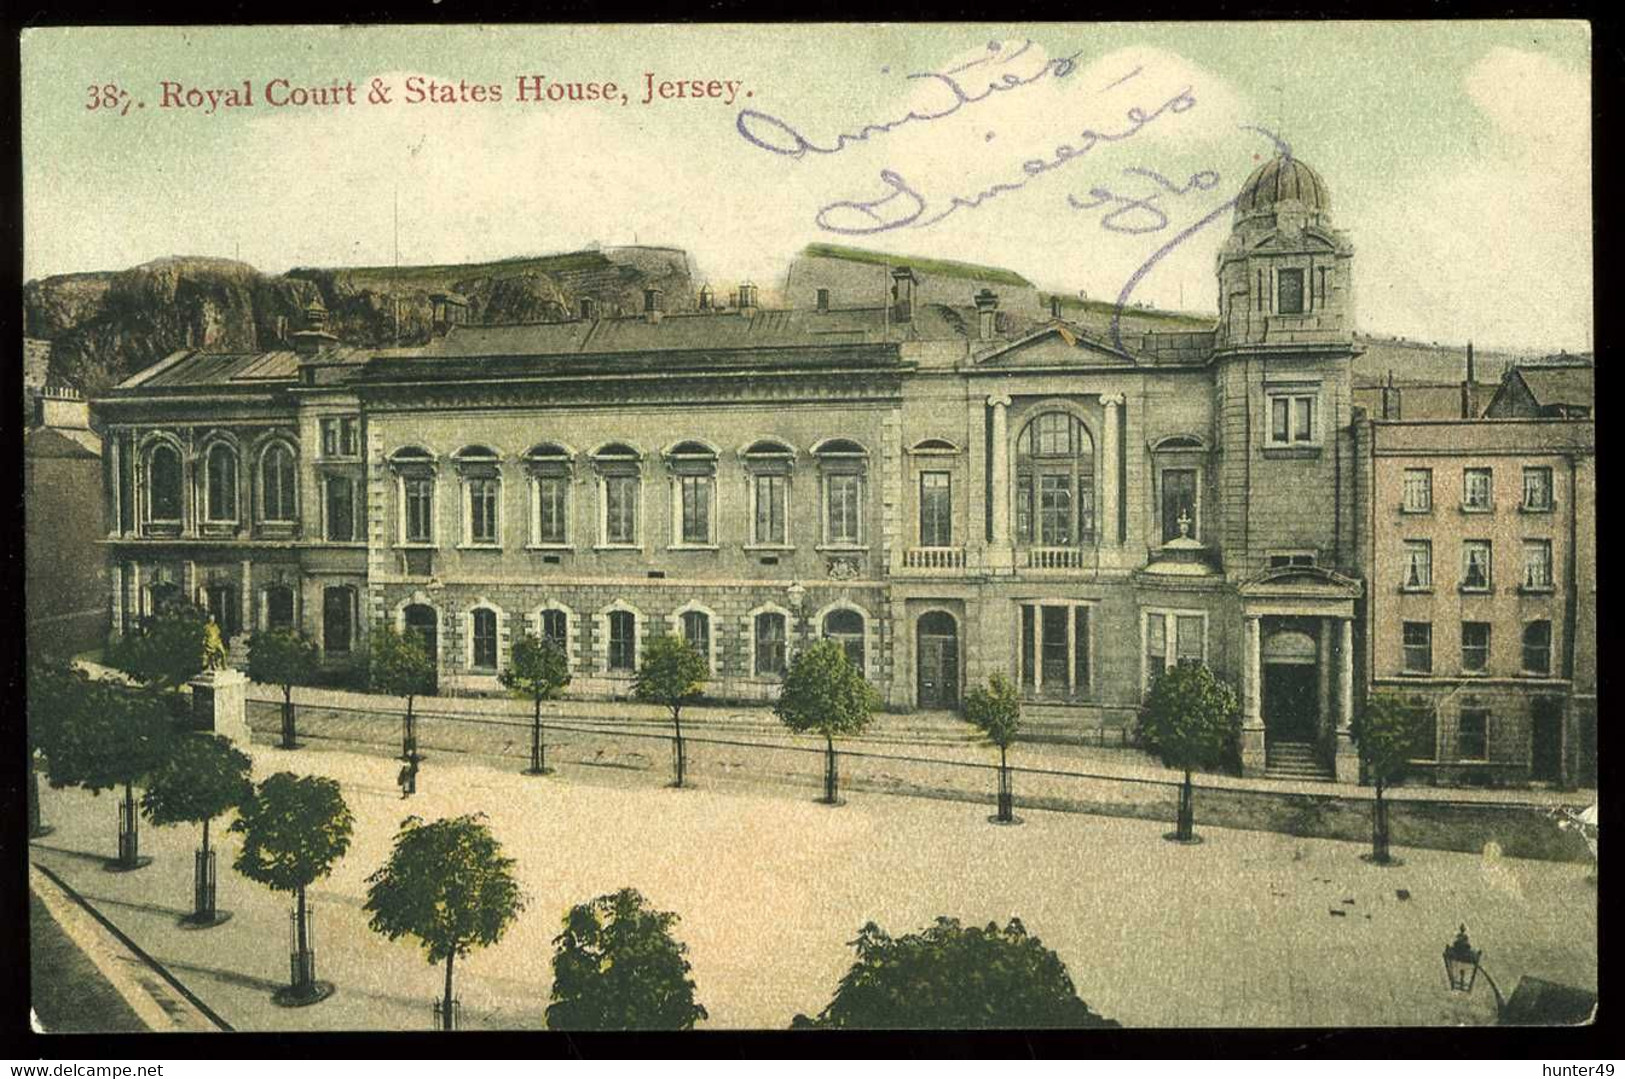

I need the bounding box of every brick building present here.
[93,154,1396,780]
[26,387,108,659]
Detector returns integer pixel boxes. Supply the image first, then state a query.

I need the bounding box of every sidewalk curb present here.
[30,861,232,1033]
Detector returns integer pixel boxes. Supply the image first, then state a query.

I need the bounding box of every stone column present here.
[107,432,123,535]
[1334,616,1360,782]
[240,560,253,637]
[130,563,143,621]
[1100,393,1125,546]
[988,394,1012,570]
[1066,605,1078,698]
[1317,618,1333,735]
[1032,603,1044,695]
[109,562,125,638]
[183,560,198,606]
[1241,614,1266,773]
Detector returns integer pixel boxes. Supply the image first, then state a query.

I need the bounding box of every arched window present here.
[147,444,183,522]
[324,586,356,655]
[524,443,574,546]
[607,608,638,672]
[754,611,787,676]
[264,584,295,630]
[470,608,499,671]
[681,610,712,672]
[665,441,718,547]
[822,609,865,673]
[261,443,297,523]
[539,608,569,651]
[743,440,795,547]
[812,439,868,546]
[453,445,503,547]
[1016,412,1095,546]
[592,443,643,547]
[204,443,239,522]
[390,447,437,545]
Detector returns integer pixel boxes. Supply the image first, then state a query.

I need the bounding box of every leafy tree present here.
[232,772,355,1004]
[109,602,210,699]
[774,638,875,805]
[1351,692,1429,864]
[364,814,528,1030]
[965,672,1023,824]
[546,888,708,1031]
[141,735,254,924]
[1136,662,1241,843]
[370,622,437,762]
[796,916,1118,1029]
[632,634,708,788]
[247,627,319,750]
[26,660,96,838]
[498,632,571,776]
[42,678,176,869]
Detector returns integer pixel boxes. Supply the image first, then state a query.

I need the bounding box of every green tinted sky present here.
[22,22,1591,350]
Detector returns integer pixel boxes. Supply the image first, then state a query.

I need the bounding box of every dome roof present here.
[1234,154,1331,223]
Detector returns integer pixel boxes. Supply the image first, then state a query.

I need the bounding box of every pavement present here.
[29,735,1598,1031]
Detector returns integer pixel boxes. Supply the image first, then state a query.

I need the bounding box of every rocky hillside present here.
[23,247,694,392]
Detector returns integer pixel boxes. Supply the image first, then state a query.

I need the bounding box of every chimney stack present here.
[290,297,338,356]
[890,266,918,324]
[429,293,469,337]
[644,287,664,324]
[973,289,1000,340]
[698,284,714,311]
[1050,295,1063,320]
[34,386,89,431]
[737,282,759,317]
[580,297,598,321]
[816,287,830,314]
[1461,341,1476,418]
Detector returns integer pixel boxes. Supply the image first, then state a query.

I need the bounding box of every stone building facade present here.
[93,155,1403,781]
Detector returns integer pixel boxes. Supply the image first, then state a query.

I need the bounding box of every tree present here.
[370,622,437,763]
[774,638,875,805]
[965,672,1023,824]
[795,916,1118,1029]
[546,888,708,1031]
[364,814,528,1030]
[42,678,176,869]
[232,772,355,1005]
[1136,662,1240,843]
[498,632,571,776]
[26,659,93,839]
[1351,692,1429,865]
[109,602,210,700]
[141,735,254,925]
[632,634,708,788]
[247,627,319,750]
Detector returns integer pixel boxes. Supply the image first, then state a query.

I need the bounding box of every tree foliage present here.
[774,638,876,741]
[546,888,709,1031]
[28,660,91,762]
[369,622,436,700]
[40,678,176,795]
[499,632,571,704]
[109,603,210,693]
[364,813,527,966]
[1352,692,1430,788]
[141,734,254,829]
[799,916,1118,1029]
[1136,662,1241,774]
[964,672,1022,750]
[231,772,354,894]
[632,635,709,719]
[247,627,319,694]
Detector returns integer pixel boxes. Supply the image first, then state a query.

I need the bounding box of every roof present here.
[24,425,101,459]
[1235,154,1332,222]
[117,346,374,391]
[798,244,1033,287]
[1517,365,1594,408]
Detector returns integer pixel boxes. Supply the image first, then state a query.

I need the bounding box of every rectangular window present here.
[321,419,339,458]
[1402,621,1432,673]
[1402,469,1433,513]
[536,477,568,544]
[1267,393,1316,446]
[1160,468,1198,544]
[827,474,861,545]
[1016,476,1033,543]
[1146,613,1168,673]
[607,610,636,672]
[1278,268,1305,314]
[919,471,952,547]
[1462,541,1492,591]
[472,610,498,670]
[1268,552,1317,569]
[604,476,638,545]
[755,613,787,676]
[1523,467,1554,511]
[1457,709,1489,762]
[322,587,353,654]
[468,478,500,545]
[1402,540,1432,590]
[404,477,434,543]
[1522,540,1554,590]
[1411,710,1438,761]
[325,476,355,542]
[753,474,786,545]
[1461,622,1491,672]
[1462,468,1493,510]
[680,476,713,545]
[1174,615,1204,666]
[340,417,359,457]
[1523,620,1552,675]
[1038,474,1072,545]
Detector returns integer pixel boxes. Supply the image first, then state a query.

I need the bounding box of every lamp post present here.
[1443,924,1507,1022]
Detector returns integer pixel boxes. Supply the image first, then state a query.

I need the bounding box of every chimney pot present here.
[738,282,759,316]
[698,284,714,311]
[890,266,918,324]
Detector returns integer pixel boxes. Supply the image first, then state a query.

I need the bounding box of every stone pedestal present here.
[1333,729,1361,784]
[189,669,251,748]
[1240,724,1267,775]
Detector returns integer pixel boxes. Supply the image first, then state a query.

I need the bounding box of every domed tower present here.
[1216,154,1354,348]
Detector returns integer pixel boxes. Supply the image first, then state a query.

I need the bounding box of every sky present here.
[21,22,1592,352]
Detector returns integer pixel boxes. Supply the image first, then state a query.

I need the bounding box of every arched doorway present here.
[916,611,959,709]
[1262,627,1318,743]
[403,603,440,692]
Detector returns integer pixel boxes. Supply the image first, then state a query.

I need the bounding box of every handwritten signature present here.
[735,39,1085,159]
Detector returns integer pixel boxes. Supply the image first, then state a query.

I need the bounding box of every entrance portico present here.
[1239,567,1363,781]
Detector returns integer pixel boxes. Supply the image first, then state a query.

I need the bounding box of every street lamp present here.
[1443,924,1507,1021]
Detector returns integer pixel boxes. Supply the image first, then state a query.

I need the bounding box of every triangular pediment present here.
[973,323,1140,368]
[1248,231,1340,255]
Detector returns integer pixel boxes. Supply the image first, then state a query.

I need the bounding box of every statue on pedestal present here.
[202,615,230,672]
